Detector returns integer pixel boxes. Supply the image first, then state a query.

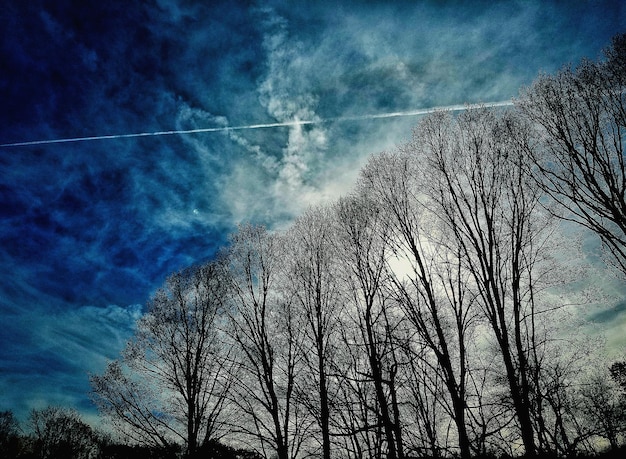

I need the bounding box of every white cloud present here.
[41,304,143,369]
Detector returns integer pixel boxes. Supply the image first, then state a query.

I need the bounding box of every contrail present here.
[0,100,513,148]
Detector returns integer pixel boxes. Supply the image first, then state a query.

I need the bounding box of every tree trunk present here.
[366,307,398,459]
[499,329,536,458]
[187,397,197,457]
[318,343,331,459]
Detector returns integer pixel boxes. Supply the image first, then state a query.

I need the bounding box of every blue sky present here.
[1,0,625,424]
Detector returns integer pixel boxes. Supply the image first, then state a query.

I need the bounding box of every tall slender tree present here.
[415,108,557,457]
[284,205,343,459]
[358,149,476,459]
[333,195,404,459]
[224,224,310,459]
[91,263,233,457]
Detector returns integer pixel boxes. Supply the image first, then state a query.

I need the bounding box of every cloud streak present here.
[0,100,513,148]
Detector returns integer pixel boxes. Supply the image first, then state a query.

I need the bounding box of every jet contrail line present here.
[0,100,513,148]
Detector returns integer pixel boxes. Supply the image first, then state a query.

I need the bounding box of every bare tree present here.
[415,108,559,457]
[516,33,626,275]
[333,194,405,459]
[223,224,311,459]
[0,410,22,459]
[580,369,626,450]
[91,263,233,457]
[283,205,343,459]
[28,406,96,459]
[357,149,477,459]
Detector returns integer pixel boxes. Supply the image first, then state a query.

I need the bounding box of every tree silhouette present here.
[283,206,343,459]
[224,224,311,459]
[517,33,626,276]
[91,263,233,456]
[0,411,22,459]
[28,407,96,459]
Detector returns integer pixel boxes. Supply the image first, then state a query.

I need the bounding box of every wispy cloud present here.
[0,302,142,420]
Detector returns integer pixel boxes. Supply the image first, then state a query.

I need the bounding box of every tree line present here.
[0,406,259,458]
[88,34,626,459]
[3,34,624,459]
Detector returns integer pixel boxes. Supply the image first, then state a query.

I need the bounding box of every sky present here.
[1,0,625,425]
